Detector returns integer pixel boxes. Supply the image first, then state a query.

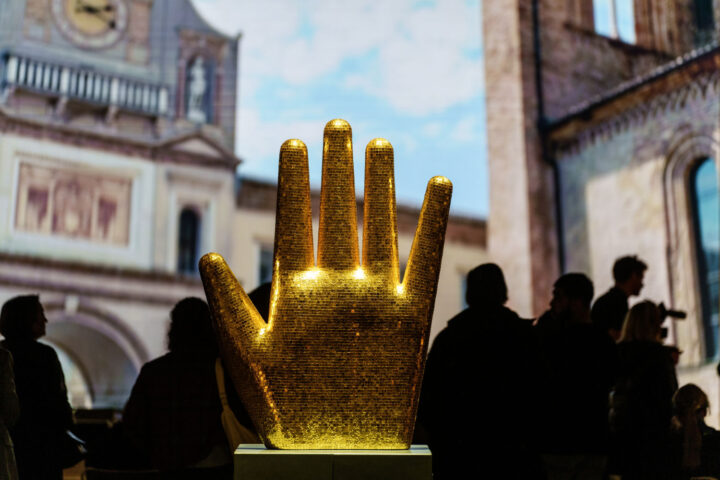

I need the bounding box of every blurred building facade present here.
[484,0,720,419]
[0,0,486,408]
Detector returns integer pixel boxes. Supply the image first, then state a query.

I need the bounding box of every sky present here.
[191,0,487,218]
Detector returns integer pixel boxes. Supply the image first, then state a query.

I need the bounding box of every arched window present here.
[691,157,719,359]
[177,208,200,275]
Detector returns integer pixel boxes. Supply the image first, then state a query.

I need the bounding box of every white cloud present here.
[450,115,478,142]
[237,109,325,172]
[193,0,483,115]
[423,122,442,137]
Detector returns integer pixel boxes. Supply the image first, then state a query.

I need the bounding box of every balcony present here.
[0,52,169,117]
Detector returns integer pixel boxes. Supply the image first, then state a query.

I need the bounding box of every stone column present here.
[483,0,559,318]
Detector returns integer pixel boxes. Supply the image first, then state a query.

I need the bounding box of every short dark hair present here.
[613,255,647,283]
[466,263,508,307]
[167,297,217,355]
[0,294,41,341]
[554,273,594,307]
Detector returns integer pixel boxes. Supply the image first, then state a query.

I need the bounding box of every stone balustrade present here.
[1,52,169,116]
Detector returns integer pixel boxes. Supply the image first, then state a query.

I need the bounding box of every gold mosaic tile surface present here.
[200,119,452,449]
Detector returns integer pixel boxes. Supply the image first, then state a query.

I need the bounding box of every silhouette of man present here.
[592,255,647,341]
[535,273,618,480]
[418,263,542,479]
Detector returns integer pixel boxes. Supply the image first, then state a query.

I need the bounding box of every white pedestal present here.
[234,444,432,480]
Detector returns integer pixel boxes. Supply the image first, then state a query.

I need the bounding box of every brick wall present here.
[539,0,669,120]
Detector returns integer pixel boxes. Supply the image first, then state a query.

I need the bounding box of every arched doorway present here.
[43,299,149,409]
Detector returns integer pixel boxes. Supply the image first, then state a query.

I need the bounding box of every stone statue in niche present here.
[187,57,208,124]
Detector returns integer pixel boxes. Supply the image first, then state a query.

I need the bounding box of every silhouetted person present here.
[248,282,271,322]
[612,301,677,480]
[419,263,543,479]
[122,297,250,479]
[592,255,647,341]
[534,273,618,480]
[0,295,74,480]
[669,384,720,479]
[0,346,19,480]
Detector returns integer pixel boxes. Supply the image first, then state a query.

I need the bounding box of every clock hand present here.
[74,0,117,28]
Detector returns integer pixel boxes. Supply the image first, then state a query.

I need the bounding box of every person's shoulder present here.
[501,306,534,331]
[594,287,622,306]
[35,341,61,358]
[429,311,471,349]
[143,352,174,368]
[534,310,556,330]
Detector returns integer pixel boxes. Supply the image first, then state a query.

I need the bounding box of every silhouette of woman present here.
[0,295,73,480]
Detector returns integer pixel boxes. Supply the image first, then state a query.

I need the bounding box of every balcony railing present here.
[1,53,169,116]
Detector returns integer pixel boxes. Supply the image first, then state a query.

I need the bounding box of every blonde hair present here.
[674,384,709,418]
[673,384,709,469]
[619,300,661,343]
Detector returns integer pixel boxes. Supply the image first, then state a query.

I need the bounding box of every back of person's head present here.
[0,294,41,341]
[613,255,648,283]
[554,273,594,308]
[674,384,709,419]
[168,297,217,355]
[465,263,508,308]
[619,300,661,342]
[673,383,709,469]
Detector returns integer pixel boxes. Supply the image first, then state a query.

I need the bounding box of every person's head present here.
[619,300,662,343]
[673,384,709,423]
[0,294,46,341]
[167,297,217,355]
[550,273,594,323]
[465,263,508,308]
[613,255,647,296]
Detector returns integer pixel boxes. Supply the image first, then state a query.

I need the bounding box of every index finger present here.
[404,177,452,302]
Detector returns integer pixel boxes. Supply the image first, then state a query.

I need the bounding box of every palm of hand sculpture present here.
[200,119,452,449]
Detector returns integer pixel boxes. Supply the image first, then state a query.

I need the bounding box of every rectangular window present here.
[258,245,273,285]
[593,0,635,43]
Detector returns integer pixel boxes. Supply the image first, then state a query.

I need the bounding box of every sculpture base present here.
[234,444,431,480]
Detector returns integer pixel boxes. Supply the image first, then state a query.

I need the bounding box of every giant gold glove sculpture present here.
[200,119,452,449]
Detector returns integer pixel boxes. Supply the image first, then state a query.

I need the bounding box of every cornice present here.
[550,55,720,158]
[0,109,240,170]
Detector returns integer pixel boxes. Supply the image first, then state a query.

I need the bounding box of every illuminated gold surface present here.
[200,119,452,449]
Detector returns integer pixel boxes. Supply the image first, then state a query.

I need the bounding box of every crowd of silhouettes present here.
[418,256,720,480]
[1,256,719,480]
[0,291,261,480]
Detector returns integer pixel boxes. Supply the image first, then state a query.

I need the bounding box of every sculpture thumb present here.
[199,253,265,363]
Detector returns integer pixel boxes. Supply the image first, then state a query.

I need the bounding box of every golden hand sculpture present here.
[200,119,452,449]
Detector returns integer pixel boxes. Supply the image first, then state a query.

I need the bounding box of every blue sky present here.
[192,0,487,218]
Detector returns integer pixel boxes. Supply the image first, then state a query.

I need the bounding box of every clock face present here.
[51,0,129,49]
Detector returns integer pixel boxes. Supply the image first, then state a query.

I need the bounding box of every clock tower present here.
[0,0,241,407]
[51,0,130,50]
